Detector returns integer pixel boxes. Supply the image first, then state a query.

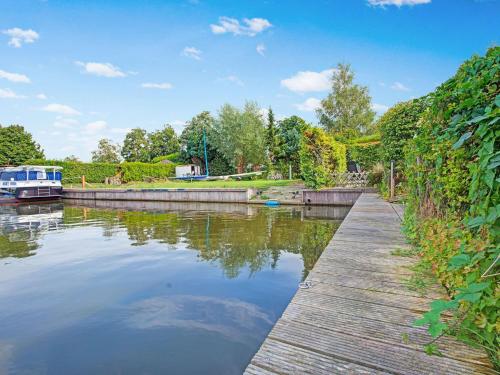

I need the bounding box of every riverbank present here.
[245,193,494,374]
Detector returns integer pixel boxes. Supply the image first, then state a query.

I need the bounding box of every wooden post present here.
[82,175,86,189]
[390,161,395,200]
[289,164,292,180]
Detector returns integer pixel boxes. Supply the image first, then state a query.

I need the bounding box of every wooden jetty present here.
[245,193,494,375]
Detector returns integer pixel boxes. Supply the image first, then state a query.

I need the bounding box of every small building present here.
[175,164,201,178]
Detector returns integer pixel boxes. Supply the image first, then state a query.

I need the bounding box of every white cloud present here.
[281,69,335,93]
[141,82,173,90]
[2,28,39,48]
[182,46,202,60]
[84,120,107,134]
[295,97,321,112]
[42,103,81,116]
[210,17,272,36]
[391,81,410,91]
[0,88,26,99]
[372,103,389,113]
[368,0,431,6]
[256,43,266,56]
[53,117,78,129]
[0,69,31,83]
[36,93,47,100]
[75,61,126,78]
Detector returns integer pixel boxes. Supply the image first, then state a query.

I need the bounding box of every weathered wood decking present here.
[245,193,494,375]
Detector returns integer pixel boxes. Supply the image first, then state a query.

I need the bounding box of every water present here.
[0,201,349,375]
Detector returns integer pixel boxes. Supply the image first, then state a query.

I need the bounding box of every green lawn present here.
[64,179,300,190]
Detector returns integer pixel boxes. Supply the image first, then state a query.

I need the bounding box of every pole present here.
[82,175,86,189]
[390,161,395,200]
[203,128,209,177]
[289,164,292,180]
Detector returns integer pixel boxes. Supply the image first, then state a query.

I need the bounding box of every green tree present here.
[379,97,427,165]
[316,63,375,140]
[180,111,232,175]
[63,155,81,163]
[213,102,267,173]
[121,128,150,162]
[266,107,278,162]
[276,116,308,175]
[91,138,122,163]
[148,124,180,160]
[0,124,44,165]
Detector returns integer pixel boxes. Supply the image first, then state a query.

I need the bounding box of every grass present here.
[404,259,437,297]
[65,179,300,190]
[390,247,419,257]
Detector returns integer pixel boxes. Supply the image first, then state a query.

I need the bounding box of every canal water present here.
[0,201,349,375]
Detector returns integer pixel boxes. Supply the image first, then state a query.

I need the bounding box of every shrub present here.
[379,97,428,166]
[120,162,176,182]
[347,135,382,171]
[404,47,499,365]
[299,126,347,189]
[151,152,182,164]
[25,159,118,184]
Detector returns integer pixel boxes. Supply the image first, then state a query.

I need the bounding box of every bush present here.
[120,162,176,182]
[151,152,182,164]
[403,47,499,365]
[299,126,347,189]
[347,134,382,171]
[25,159,118,184]
[379,98,428,166]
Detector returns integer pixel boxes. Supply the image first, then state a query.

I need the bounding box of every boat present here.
[0,165,63,204]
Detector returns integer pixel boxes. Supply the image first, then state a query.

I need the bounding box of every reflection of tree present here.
[63,206,339,279]
[0,235,38,259]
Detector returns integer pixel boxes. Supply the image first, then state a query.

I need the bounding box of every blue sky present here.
[0,0,498,160]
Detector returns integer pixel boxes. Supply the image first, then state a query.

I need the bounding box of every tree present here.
[121,128,150,162]
[63,155,81,162]
[213,102,267,173]
[275,116,308,175]
[316,63,375,140]
[180,111,233,175]
[0,124,44,165]
[266,107,278,162]
[91,138,122,163]
[149,124,180,160]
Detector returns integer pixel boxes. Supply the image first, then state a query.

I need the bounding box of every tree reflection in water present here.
[1,200,349,279]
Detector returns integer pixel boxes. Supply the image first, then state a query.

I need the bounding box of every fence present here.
[332,172,370,188]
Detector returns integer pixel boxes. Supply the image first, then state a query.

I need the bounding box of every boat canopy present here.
[0,166,63,182]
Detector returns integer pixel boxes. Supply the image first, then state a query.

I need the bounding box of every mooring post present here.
[390,161,395,200]
[82,175,86,189]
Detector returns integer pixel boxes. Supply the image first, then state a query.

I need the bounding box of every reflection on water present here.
[0,201,348,374]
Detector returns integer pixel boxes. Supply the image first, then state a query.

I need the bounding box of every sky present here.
[0,0,498,161]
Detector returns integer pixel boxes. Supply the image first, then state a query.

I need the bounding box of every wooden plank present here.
[245,193,493,374]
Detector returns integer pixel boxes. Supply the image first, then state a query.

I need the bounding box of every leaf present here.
[448,254,471,270]
[457,282,490,294]
[428,322,448,337]
[424,343,443,357]
[452,131,472,149]
[495,94,500,107]
[467,216,485,228]
[455,292,482,303]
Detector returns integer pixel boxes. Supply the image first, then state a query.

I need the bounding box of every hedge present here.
[347,133,382,171]
[379,97,428,166]
[403,47,499,366]
[25,159,118,184]
[120,162,176,182]
[299,126,347,189]
[25,159,176,183]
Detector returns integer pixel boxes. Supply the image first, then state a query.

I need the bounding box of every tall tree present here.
[275,116,308,175]
[63,155,81,162]
[316,63,375,140]
[213,102,267,173]
[180,111,233,175]
[121,128,150,162]
[148,124,180,159]
[92,138,121,163]
[266,107,277,162]
[0,124,44,165]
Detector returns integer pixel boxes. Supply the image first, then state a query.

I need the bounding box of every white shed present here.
[175,164,201,178]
